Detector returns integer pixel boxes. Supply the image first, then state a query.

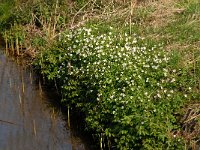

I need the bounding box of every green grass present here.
[0,1,15,30]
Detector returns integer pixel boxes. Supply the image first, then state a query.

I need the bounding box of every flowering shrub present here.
[35,26,192,149]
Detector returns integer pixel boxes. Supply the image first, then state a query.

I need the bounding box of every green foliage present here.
[75,0,90,8]
[0,1,15,31]
[1,0,199,149]
[133,6,155,23]
[31,36,47,47]
[2,24,25,42]
[34,25,194,149]
[0,0,71,55]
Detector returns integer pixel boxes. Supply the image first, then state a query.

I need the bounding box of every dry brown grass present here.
[135,0,185,27]
[179,103,200,150]
[68,0,186,30]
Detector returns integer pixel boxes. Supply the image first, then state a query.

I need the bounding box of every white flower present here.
[132,39,137,43]
[172,69,176,73]
[173,134,176,138]
[167,94,171,97]
[171,78,176,82]
[157,93,161,98]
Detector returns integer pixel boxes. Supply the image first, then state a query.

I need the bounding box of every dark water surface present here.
[0,48,89,150]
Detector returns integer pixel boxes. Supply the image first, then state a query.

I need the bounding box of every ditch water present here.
[0,45,90,149]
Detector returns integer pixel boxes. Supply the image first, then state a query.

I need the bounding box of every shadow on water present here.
[0,43,94,150]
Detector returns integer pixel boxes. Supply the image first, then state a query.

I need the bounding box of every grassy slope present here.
[130,0,200,148]
[130,0,200,147]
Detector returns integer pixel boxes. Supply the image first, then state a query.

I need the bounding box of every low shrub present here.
[35,25,193,149]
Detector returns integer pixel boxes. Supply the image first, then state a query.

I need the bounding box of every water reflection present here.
[0,49,88,150]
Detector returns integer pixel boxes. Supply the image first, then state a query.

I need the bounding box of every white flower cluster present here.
[45,26,193,149]
[57,26,181,113]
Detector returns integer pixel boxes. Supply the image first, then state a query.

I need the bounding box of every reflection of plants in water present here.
[0,119,17,125]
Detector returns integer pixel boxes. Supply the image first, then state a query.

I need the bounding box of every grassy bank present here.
[0,0,199,149]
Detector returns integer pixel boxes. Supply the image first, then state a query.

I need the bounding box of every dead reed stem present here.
[5,31,8,53]
[33,120,37,136]
[67,105,70,128]
[10,37,14,55]
[16,37,19,55]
